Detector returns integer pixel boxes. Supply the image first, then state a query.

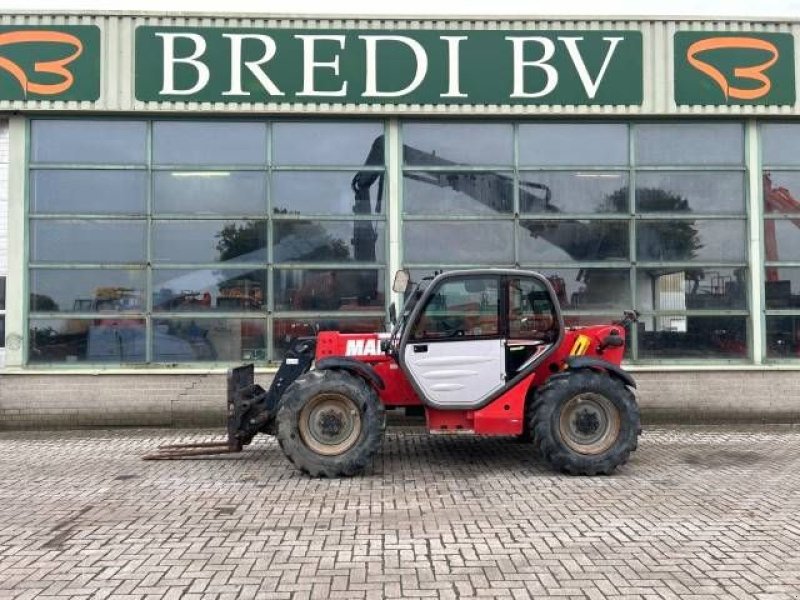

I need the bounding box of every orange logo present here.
[0,30,83,96]
[686,36,778,100]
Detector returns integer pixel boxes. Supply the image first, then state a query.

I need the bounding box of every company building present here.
[1,11,799,427]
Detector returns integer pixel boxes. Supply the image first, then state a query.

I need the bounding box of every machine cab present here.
[397,270,562,410]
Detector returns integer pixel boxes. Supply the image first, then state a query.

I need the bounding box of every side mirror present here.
[392,269,411,293]
[388,302,397,325]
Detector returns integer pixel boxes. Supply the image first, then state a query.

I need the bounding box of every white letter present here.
[156,33,209,95]
[295,34,348,97]
[440,36,468,98]
[222,34,284,96]
[560,36,623,99]
[505,36,558,98]
[360,35,428,97]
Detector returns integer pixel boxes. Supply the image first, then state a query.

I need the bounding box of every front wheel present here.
[531,370,640,475]
[276,369,385,477]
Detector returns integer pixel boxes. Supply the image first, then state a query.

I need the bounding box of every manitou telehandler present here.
[146,269,641,477]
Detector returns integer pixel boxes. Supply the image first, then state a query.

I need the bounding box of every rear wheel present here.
[531,370,639,475]
[276,369,384,477]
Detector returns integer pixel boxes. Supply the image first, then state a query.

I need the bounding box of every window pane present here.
[274,269,385,311]
[31,120,146,165]
[403,123,513,166]
[529,268,631,310]
[154,172,266,215]
[766,315,800,357]
[273,221,385,263]
[637,220,745,262]
[273,122,384,166]
[765,219,800,261]
[519,124,628,166]
[153,122,266,166]
[508,276,558,340]
[637,268,747,311]
[0,276,4,310]
[520,172,628,214]
[763,172,800,213]
[762,123,800,166]
[635,123,743,166]
[31,220,146,264]
[765,268,800,309]
[0,316,4,349]
[29,319,146,363]
[273,316,384,360]
[404,221,514,265]
[518,220,629,262]
[636,172,745,214]
[30,269,145,313]
[412,276,500,341]
[153,318,266,362]
[30,170,147,215]
[404,171,513,215]
[273,171,384,215]
[153,269,267,312]
[153,220,267,264]
[638,315,747,359]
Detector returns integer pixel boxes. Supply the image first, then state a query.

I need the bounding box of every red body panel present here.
[313,323,627,436]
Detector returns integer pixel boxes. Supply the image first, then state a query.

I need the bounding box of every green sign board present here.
[0,25,100,102]
[674,32,795,106]
[135,27,643,105]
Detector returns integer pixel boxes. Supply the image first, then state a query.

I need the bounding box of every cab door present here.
[401,275,505,408]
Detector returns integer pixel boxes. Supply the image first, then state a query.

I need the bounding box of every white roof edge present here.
[1,9,800,24]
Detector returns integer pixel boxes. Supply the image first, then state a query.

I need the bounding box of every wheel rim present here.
[298,393,362,456]
[558,393,621,455]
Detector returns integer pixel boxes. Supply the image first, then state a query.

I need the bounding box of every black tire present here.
[531,369,640,475]
[276,369,385,477]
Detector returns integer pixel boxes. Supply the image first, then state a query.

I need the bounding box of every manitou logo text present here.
[0,30,83,96]
[345,339,382,357]
[687,36,778,100]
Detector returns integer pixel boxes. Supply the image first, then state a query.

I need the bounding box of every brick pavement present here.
[0,426,798,599]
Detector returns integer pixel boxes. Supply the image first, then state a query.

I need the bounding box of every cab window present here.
[411,276,500,341]
[508,277,558,341]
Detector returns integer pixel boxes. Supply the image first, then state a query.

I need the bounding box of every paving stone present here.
[0,427,798,599]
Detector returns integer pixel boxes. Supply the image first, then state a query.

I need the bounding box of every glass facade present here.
[18,117,799,366]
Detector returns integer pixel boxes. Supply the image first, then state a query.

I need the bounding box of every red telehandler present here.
[146,268,641,476]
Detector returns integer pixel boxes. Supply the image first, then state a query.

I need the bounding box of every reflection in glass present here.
[518,220,629,262]
[636,172,745,214]
[404,221,514,264]
[272,171,384,215]
[274,269,385,311]
[763,172,800,213]
[761,123,800,166]
[519,124,628,166]
[30,269,146,313]
[766,315,800,358]
[638,315,747,359]
[273,221,385,263]
[404,171,513,215]
[273,123,384,166]
[635,123,743,166]
[31,220,147,264]
[153,319,266,362]
[530,269,630,310]
[637,220,745,262]
[29,319,146,363]
[153,122,266,166]
[403,123,513,166]
[153,220,267,263]
[31,120,147,165]
[154,172,266,215]
[153,269,267,311]
[765,268,800,309]
[637,268,747,312]
[412,277,500,341]
[519,172,628,214]
[30,170,147,215]
[273,316,384,360]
